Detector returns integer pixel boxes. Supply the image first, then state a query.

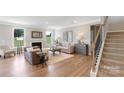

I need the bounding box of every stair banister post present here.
[91,43,96,72]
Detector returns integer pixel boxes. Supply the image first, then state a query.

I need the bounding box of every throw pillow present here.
[26,47,33,52]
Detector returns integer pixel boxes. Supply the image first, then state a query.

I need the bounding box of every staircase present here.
[97,32,124,77]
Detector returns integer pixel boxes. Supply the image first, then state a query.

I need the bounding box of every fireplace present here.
[32,42,42,49]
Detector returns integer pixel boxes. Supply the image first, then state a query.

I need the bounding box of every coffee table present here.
[49,47,61,55]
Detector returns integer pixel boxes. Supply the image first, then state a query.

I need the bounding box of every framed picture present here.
[32,31,42,38]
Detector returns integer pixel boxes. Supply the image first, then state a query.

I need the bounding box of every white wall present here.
[0,24,46,48]
[108,16,124,31]
[0,25,12,47]
[57,24,91,44]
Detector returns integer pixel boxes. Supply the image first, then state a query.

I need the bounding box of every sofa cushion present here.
[62,42,67,47]
[26,47,41,53]
[61,47,68,50]
[33,48,41,52]
[26,47,33,52]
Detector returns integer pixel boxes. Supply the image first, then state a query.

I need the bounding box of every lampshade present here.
[80,34,84,40]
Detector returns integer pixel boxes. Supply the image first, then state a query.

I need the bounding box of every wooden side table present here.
[36,52,47,67]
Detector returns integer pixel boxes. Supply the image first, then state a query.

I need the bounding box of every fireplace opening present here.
[32,42,42,49]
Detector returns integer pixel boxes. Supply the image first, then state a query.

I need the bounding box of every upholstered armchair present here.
[0,45,16,58]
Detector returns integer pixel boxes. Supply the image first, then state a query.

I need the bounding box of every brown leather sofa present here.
[24,47,41,65]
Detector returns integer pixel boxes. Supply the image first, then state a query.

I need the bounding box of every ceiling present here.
[108,16,124,24]
[0,16,100,29]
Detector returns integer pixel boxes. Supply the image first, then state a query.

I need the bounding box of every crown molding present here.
[58,19,101,29]
[0,18,101,30]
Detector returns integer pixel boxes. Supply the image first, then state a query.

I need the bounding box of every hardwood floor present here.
[0,54,91,77]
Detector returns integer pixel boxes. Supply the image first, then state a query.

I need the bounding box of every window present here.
[46,31,52,48]
[14,28,24,47]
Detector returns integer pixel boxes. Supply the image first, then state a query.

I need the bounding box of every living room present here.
[1,0,123,93]
[0,16,101,76]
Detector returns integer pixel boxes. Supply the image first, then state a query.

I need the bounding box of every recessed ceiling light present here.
[73,20,78,24]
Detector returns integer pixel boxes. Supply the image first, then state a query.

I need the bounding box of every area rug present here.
[47,52,74,65]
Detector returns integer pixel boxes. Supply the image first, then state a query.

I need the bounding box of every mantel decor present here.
[31,31,42,38]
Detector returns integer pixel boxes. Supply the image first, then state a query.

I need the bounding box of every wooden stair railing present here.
[91,16,108,74]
